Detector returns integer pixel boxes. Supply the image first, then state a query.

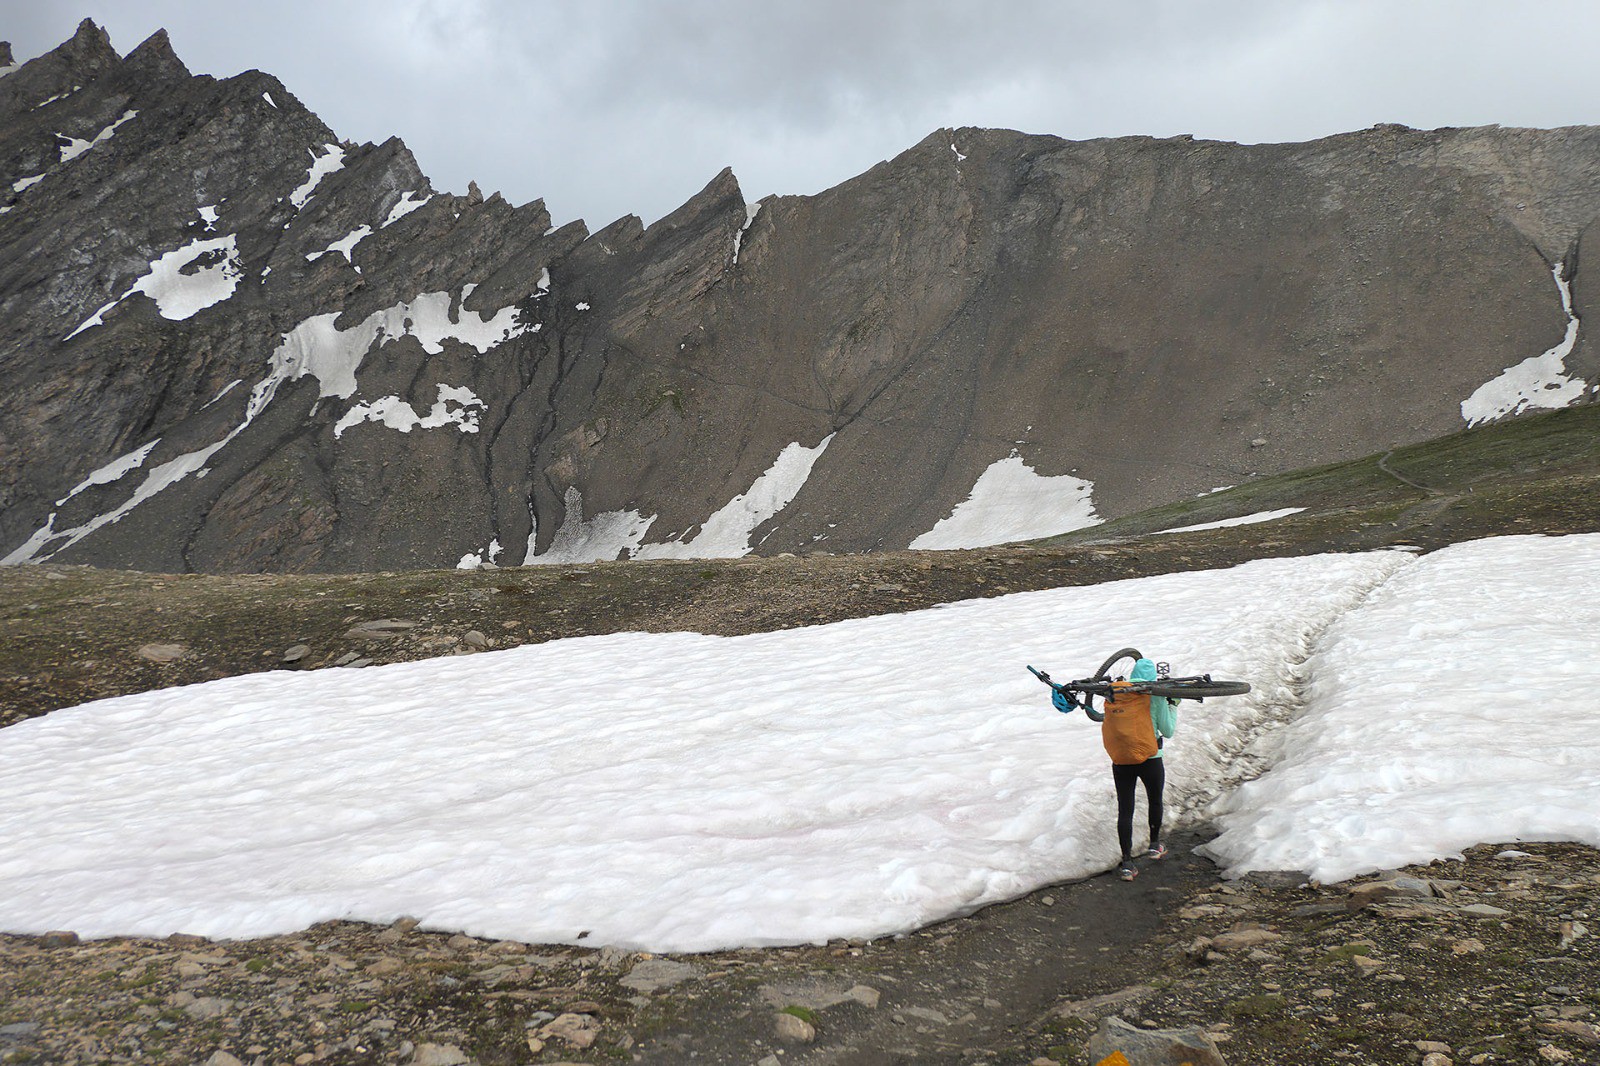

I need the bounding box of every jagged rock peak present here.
[0,42,13,68]
[64,18,117,66]
[123,28,190,79]
[646,165,744,234]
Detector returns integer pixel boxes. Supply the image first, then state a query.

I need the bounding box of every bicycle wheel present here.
[1143,678,1251,699]
[1094,647,1144,681]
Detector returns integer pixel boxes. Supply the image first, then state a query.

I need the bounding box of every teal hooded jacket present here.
[1129,657,1177,759]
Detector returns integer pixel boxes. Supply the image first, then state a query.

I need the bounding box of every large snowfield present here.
[1,533,1597,952]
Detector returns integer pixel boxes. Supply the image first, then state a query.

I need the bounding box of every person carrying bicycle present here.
[1053,656,1177,881]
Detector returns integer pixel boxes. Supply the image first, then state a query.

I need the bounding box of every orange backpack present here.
[1100,683,1159,765]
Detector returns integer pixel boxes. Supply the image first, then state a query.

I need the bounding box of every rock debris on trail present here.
[2,838,1596,1064]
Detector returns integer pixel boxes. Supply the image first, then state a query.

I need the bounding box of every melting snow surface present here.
[637,436,834,559]
[57,109,136,162]
[334,384,485,439]
[288,144,346,209]
[1461,262,1586,425]
[1,536,1596,948]
[911,455,1099,549]
[525,487,655,565]
[12,174,45,192]
[65,234,244,339]
[1151,508,1306,535]
[0,547,1399,946]
[458,539,504,570]
[1203,533,1600,881]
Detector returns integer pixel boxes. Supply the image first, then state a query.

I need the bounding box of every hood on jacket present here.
[1130,657,1159,682]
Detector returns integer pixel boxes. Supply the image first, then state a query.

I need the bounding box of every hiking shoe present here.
[1146,842,1168,860]
[1117,861,1138,881]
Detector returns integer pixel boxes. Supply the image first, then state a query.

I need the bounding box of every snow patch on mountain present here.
[288,143,345,209]
[306,225,372,265]
[56,440,161,505]
[334,384,485,439]
[911,455,1099,549]
[1152,508,1306,535]
[57,109,136,162]
[458,539,503,570]
[260,290,527,408]
[1461,262,1586,425]
[382,191,431,227]
[637,435,834,559]
[65,234,244,339]
[524,487,656,565]
[732,202,761,265]
[3,436,236,565]
[16,289,524,562]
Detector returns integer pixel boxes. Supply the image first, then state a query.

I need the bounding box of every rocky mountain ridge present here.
[3,19,1598,573]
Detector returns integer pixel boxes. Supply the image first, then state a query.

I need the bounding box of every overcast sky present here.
[7,1,1600,228]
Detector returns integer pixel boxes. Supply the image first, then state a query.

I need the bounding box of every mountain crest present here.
[1,23,1598,573]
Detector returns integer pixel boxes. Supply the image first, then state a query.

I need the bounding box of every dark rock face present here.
[2,22,1598,573]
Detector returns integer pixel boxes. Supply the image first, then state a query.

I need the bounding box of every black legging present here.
[1112,758,1165,861]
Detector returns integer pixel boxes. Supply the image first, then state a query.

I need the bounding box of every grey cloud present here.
[5,0,1600,227]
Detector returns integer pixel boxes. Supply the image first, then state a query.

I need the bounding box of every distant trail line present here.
[1377,449,1439,494]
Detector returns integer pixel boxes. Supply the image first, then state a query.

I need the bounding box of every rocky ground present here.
[4,471,1600,1065]
[1,838,1594,1066]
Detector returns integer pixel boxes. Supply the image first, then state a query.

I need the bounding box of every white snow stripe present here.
[1461,261,1585,425]
[1151,508,1306,535]
[635,435,833,560]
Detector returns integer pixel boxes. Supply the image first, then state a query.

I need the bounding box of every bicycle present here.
[1027,646,1250,718]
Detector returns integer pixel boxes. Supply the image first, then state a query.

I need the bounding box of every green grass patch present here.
[780,1005,818,1025]
[1038,403,1600,546]
[1322,942,1376,963]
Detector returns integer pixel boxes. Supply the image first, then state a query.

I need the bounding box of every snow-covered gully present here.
[1461,260,1588,425]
